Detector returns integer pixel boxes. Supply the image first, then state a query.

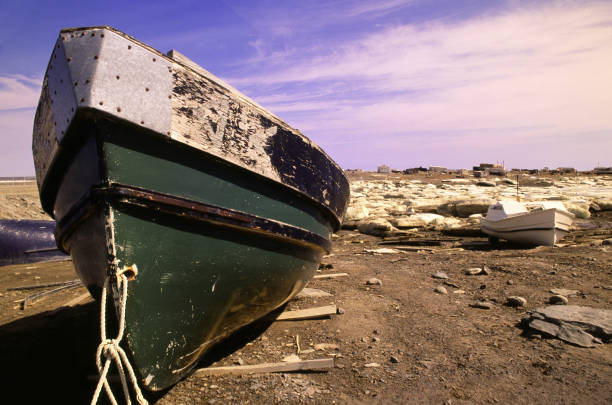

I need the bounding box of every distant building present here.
[594,167,612,174]
[428,166,447,173]
[558,167,576,174]
[477,162,505,176]
[377,165,390,173]
[403,167,428,174]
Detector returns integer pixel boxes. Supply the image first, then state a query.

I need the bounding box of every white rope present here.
[91,264,148,405]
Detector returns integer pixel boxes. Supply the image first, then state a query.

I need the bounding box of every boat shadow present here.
[0,301,282,404]
[195,305,282,369]
[0,302,104,403]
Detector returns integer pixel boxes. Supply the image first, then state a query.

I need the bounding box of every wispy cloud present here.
[226,1,612,169]
[347,0,415,17]
[0,74,42,110]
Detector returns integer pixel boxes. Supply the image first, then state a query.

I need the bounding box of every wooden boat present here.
[480,200,574,246]
[32,26,349,391]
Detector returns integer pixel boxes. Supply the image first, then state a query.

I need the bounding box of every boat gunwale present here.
[55,183,331,255]
[46,26,349,225]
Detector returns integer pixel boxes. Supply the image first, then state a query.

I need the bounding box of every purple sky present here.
[1,0,611,175]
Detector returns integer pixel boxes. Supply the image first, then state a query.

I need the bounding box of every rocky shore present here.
[0,174,611,403]
[343,172,612,238]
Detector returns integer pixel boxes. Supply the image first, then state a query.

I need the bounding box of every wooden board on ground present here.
[274,305,337,321]
[194,358,334,376]
[313,273,348,279]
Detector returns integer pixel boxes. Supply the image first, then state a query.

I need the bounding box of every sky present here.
[1,0,611,175]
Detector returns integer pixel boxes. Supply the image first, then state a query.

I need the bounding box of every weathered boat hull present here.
[32,27,349,391]
[481,208,573,246]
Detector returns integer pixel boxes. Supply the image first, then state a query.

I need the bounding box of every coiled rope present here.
[91,264,148,405]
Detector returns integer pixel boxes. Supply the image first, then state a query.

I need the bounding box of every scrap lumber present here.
[20,281,83,309]
[62,291,92,307]
[270,305,338,321]
[313,273,348,280]
[194,358,334,376]
[7,279,81,291]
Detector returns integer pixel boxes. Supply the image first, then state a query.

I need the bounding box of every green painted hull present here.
[51,121,333,390]
[112,205,321,389]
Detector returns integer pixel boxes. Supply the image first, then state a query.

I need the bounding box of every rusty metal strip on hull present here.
[55,184,331,254]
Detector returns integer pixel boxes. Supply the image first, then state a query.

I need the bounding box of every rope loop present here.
[91,264,148,405]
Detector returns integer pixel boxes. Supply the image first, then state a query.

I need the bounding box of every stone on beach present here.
[549,295,569,305]
[391,213,444,229]
[345,205,370,221]
[550,289,579,297]
[565,202,591,219]
[521,305,612,347]
[454,198,495,217]
[358,219,395,236]
[366,278,383,286]
[506,296,527,307]
[434,286,448,294]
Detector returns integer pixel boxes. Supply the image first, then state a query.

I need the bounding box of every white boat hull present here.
[481,208,573,246]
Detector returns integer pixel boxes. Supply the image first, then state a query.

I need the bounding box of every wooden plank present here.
[194,358,334,376]
[63,291,92,307]
[272,305,337,321]
[313,273,348,280]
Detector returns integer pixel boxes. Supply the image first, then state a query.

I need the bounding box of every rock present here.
[550,288,579,297]
[453,290,466,294]
[465,268,483,275]
[506,296,527,307]
[549,295,569,305]
[476,180,496,187]
[507,280,514,285]
[344,205,370,221]
[366,278,382,286]
[521,305,612,347]
[431,216,465,230]
[594,198,612,211]
[602,238,612,246]
[434,286,448,295]
[470,301,492,309]
[337,307,346,315]
[444,281,460,288]
[454,198,495,217]
[358,219,395,236]
[432,272,449,279]
[364,363,381,368]
[481,265,491,275]
[392,213,444,228]
[565,202,591,219]
[436,202,457,217]
[390,355,400,364]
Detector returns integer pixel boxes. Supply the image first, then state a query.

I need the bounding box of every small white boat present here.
[480,200,574,246]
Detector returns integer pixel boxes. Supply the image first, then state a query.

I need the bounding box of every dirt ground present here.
[1,178,611,404]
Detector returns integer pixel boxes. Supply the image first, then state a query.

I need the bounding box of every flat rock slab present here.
[522,305,612,347]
